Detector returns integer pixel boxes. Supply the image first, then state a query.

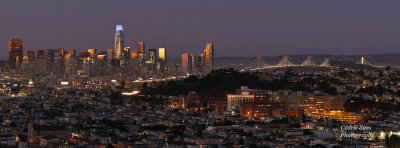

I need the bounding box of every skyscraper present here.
[88,49,97,58]
[148,49,156,65]
[25,51,36,64]
[9,38,23,71]
[107,49,113,62]
[45,49,55,74]
[37,50,45,60]
[36,50,45,74]
[122,46,131,64]
[96,52,107,61]
[83,57,96,77]
[130,51,138,59]
[196,53,204,74]
[158,48,166,61]
[157,48,167,72]
[123,46,131,57]
[204,43,214,73]
[182,53,194,75]
[65,53,73,75]
[182,53,189,75]
[65,49,76,76]
[67,49,76,57]
[190,54,195,74]
[54,49,65,75]
[22,55,30,77]
[114,25,124,60]
[138,41,145,61]
[22,51,35,77]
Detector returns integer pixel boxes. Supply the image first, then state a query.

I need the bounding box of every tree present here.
[303,129,313,135]
[313,144,326,148]
[385,66,391,71]
[105,144,115,148]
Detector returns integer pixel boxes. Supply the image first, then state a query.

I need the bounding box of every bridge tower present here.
[356,56,372,65]
[276,55,295,67]
[320,58,331,67]
[243,56,270,71]
[300,56,316,66]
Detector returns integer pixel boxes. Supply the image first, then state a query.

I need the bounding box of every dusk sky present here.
[1,0,400,60]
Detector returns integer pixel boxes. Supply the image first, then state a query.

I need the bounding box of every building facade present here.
[9,38,23,71]
[114,25,124,60]
[203,43,214,73]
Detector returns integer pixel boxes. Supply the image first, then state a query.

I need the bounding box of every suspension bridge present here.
[241,56,390,71]
[356,57,385,68]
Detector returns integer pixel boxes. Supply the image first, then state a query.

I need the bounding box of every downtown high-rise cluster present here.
[181,43,214,76]
[7,25,214,79]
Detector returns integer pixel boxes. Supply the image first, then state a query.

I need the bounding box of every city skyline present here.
[2,1,400,147]
[2,0,400,60]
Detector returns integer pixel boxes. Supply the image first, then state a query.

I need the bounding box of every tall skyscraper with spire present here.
[114,25,124,60]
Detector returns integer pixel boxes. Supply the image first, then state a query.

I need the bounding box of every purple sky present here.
[1,0,400,60]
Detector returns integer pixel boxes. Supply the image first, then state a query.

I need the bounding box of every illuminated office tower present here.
[25,51,36,64]
[54,49,65,75]
[158,48,166,61]
[121,46,131,64]
[182,53,189,75]
[76,52,90,74]
[96,51,108,76]
[88,49,97,58]
[22,56,30,77]
[36,50,45,74]
[96,51,107,61]
[190,54,195,74]
[83,57,95,77]
[203,43,214,73]
[77,52,90,61]
[138,41,145,61]
[130,51,138,59]
[65,49,76,76]
[65,53,73,75]
[196,53,204,74]
[107,49,113,62]
[67,49,77,71]
[148,49,156,65]
[24,51,36,75]
[124,46,131,57]
[67,49,76,57]
[114,25,124,60]
[182,53,194,75]
[9,38,23,71]
[37,50,45,60]
[45,49,55,73]
[158,48,167,71]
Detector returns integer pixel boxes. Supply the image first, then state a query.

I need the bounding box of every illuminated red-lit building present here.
[241,101,285,118]
[227,86,273,113]
[179,92,206,109]
[235,86,273,102]
[9,38,23,71]
[207,98,227,113]
[286,95,347,113]
[227,86,287,118]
